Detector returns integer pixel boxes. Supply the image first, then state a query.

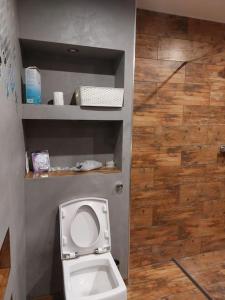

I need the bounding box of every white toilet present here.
[59,197,127,300]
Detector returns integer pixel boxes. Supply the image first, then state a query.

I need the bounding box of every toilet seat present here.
[60,197,111,258]
[59,197,127,300]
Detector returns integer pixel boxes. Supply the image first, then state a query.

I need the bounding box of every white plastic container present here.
[53,91,64,105]
[76,86,124,107]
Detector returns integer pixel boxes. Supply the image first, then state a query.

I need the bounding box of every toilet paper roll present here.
[53,92,64,105]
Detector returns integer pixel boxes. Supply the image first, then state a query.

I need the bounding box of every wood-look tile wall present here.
[130,9,225,269]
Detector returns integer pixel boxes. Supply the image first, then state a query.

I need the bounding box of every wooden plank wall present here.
[130,9,225,269]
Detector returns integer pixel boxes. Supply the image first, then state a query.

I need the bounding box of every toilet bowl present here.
[59,197,127,300]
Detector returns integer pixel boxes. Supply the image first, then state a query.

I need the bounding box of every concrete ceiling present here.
[137,0,225,23]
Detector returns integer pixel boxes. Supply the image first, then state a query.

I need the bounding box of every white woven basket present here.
[76,86,124,107]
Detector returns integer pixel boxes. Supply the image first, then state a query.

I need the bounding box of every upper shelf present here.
[20,39,125,119]
[21,104,124,121]
[20,39,124,76]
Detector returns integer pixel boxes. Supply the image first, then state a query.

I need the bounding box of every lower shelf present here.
[25,167,121,179]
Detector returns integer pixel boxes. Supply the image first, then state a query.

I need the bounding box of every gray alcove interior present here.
[20,39,125,105]
[23,119,123,169]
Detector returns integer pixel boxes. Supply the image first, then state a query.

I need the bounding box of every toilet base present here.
[62,253,127,300]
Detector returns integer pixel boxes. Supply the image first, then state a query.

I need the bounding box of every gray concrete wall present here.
[0,0,26,299]
[39,70,115,105]
[18,0,136,298]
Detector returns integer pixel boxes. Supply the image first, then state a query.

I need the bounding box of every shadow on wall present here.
[27,213,63,300]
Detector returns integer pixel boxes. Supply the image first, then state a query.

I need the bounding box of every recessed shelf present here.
[21,104,124,121]
[20,39,124,76]
[25,167,121,180]
[0,229,11,300]
[20,39,125,106]
[23,120,123,173]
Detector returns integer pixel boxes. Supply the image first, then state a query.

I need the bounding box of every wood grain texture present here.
[132,125,208,148]
[158,38,211,62]
[207,64,225,83]
[181,145,218,167]
[154,125,208,146]
[131,9,225,270]
[210,83,225,106]
[134,81,158,111]
[157,82,210,106]
[0,269,10,300]
[136,9,225,42]
[133,105,183,127]
[32,262,206,300]
[135,81,211,107]
[32,251,225,300]
[128,262,206,300]
[136,34,158,59]
[25,167,120,179]
[188,18,225,42]
[183,105,225,125]
[177,250,225,300]
[208,125,225,144]
[136,10,189,39]
[135,58,185,83]
[185,63,210,84]
[0,230,10,300]
[132,146,181,168]
[32,296,61,300]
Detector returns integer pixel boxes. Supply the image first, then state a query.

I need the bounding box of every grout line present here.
[172,258,212,300]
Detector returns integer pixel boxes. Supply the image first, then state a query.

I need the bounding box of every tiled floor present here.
[177,250,225,300]
[128,261,205,300]
[33,250,225,300]
[33,263,205,300]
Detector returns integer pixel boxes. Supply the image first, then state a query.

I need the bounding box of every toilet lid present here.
[59,197,111,258]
